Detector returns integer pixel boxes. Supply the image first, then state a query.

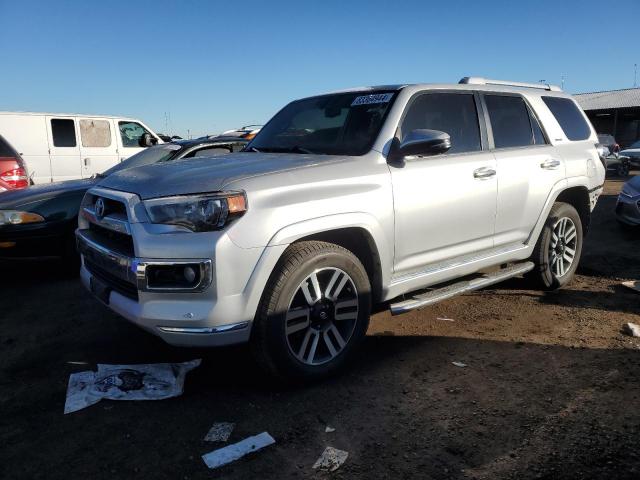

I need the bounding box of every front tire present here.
[251,241,371,381]
[528,202,583,290]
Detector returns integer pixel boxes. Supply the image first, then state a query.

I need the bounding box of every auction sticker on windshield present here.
[351,93,394,106]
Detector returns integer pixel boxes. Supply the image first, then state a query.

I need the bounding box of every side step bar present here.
[389,261,535,315]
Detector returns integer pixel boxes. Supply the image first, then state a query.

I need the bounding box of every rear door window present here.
[51,119,77,147]
[542,96,591,141]
[528,107,547,145]
[400,92,482,154]
[80,119,112,147]
[485,95,535,149]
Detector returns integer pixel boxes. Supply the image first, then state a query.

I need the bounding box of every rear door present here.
[78,117,119,177]
[484,93,565,247]
[46,117,81,182]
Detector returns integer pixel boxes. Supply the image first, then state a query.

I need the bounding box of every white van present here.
[0,112,162,184]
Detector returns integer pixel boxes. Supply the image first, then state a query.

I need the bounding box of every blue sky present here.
[0,0,638,137]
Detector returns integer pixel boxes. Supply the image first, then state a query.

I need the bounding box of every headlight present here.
[0,210,45,226]
[143,192,247,232]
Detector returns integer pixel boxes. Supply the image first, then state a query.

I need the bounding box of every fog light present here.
[146,263,202,290]
[184,266,197,283]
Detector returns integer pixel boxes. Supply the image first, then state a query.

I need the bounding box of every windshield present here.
[100,144,182,176]
[248,91,397,156]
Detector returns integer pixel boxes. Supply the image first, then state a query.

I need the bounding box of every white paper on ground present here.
[202,432,276,469]
[204,422,235,442]
[64,359,201,414]
[313,446,349,471]
[622,281,640,293]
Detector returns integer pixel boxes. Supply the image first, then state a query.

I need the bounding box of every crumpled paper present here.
[64,359,201,414]
[313,446,349,471]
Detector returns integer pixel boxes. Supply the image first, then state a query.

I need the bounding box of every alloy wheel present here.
[285,267,359,366]
[549,217,578,278]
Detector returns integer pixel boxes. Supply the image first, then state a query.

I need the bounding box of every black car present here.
[0,136,247,271]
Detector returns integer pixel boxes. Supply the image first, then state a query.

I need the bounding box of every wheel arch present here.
[555,186,591,236]
[291,227,384,303]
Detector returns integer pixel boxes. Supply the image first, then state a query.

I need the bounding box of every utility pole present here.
[635,64,637,88]
[561,75,565,90]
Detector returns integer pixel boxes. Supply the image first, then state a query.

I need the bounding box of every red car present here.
[0,135,29,192]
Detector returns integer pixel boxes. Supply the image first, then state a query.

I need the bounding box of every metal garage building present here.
[574,88,640,148]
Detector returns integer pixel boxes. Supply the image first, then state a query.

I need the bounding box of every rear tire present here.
[251,241,371,381]
[528,202,583,290]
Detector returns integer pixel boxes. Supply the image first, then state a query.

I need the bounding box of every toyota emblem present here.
[95,198,106,219]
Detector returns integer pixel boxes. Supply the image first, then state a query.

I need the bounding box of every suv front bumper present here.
[77,229,254,347]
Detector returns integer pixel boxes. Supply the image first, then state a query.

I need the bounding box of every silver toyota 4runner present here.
[77,77,605,379]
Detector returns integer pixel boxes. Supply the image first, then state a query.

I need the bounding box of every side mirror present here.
[390,129,451,162]
[139,133,156,148]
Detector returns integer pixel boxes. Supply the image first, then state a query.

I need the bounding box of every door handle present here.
[473,167,496,179]
[541,159,561,170]
[83,157,91,166]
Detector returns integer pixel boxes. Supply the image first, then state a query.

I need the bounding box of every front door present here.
[390,91,497,276]
[46,117,81,182]
[116,120,153,162]
[482,93,566,247]
[78,117,119,177]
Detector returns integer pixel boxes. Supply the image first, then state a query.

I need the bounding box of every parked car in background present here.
[620,140,640,168]
[0,136,247,270]
[0,112,163,184]
[605,153,631,177]
[615,175,640,227]
[596,133,630,176]
[220,124,263,139]
[0,135,29,192]
[597,133,620,156]
[77,77,604,380]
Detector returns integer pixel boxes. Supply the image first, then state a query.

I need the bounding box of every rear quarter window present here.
[542,96,591,141]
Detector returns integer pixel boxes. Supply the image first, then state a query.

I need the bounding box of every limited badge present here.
[351,93,394,106]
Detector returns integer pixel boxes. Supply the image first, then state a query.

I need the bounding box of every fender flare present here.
[267,211,393,286]
[526,177,592,247]
[238,212,393,323]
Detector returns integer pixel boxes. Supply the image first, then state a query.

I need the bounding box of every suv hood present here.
[97,152,345,199]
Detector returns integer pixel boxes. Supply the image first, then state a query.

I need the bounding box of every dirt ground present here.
[1,178,639,480]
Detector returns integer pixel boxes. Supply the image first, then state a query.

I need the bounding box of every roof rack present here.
[459,77,562,92]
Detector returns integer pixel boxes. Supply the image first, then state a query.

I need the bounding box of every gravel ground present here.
[1,177,639,479]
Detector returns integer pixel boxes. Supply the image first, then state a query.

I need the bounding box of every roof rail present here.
[459,77,562,92]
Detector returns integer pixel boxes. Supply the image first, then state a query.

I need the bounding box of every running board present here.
[389,261,535,315]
